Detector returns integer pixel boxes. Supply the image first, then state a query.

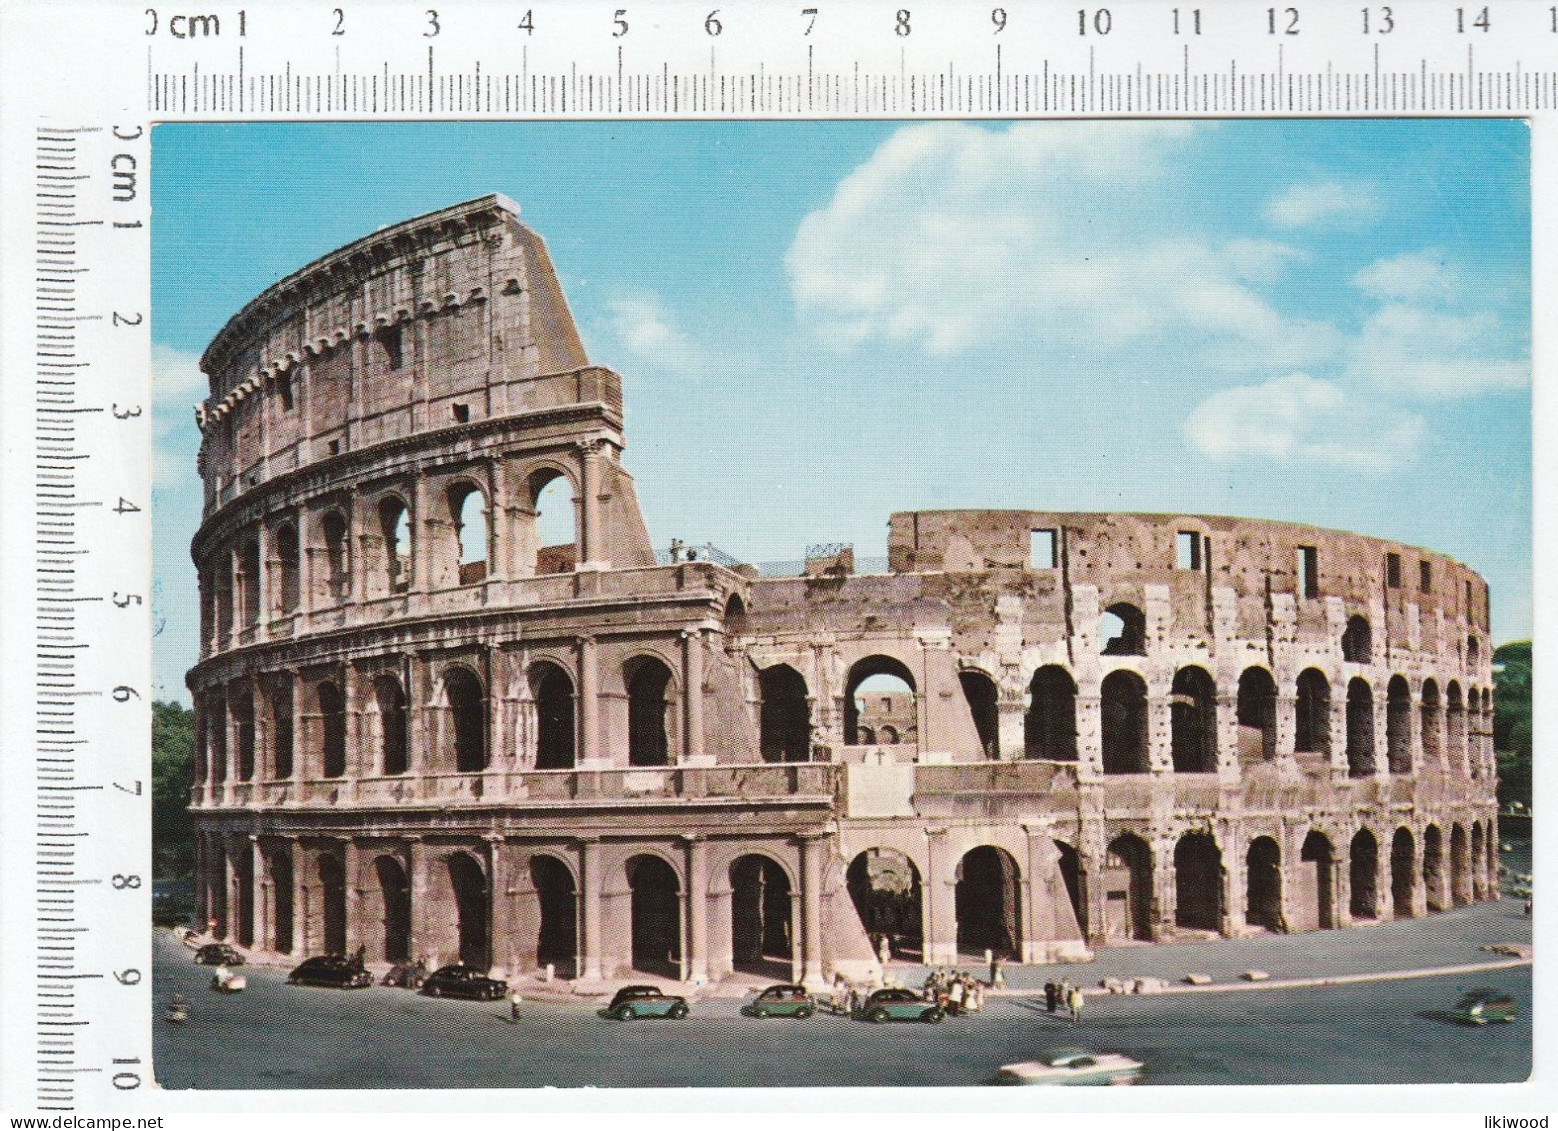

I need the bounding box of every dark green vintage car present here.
[1450,988,1518,1025]
[746,984,816,1019]
[857,988,945,1024]
[605,985,690,1020]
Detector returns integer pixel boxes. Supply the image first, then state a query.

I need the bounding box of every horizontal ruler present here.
[136,1,1558,116]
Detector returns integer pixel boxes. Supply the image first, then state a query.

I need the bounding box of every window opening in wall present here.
[377,323,404,370]
[238,541,261,626]
[1029,529,1057,570]
[1099,602,1146,656]
[845,657,917,746]
[444,667,488,773]
[1170,666,1218,773]
[276,371,294,411]
[322,512,349,598]
[318,682,346,779]
[847,849,923,961]
[1385,552,1402,588]
[276,525,300,614]
[759,664,810,763]
[1297,545,1319,599]
[270,687,293,779]
[531,471,578,575]
[451,403,470,423]
[1465,579,1474,617]
[1100,669,1149,774]
[379,498,412,593]
[1236,667,1278,763]
[1419,560,1432,593]
[327,440,340,456]
[531,663,577,770]
[232,691,255,781]
[1346,677,1375,777]
[376,675,409,776]
[1294,668,1331,756]
[1025,666,1077,761]
[1386,675,1412,774]
[1341,615,1372,664]
[450,484,488,585]
[1176,531,1202,571]
[958,670,1001,759]
[626,657,674,767]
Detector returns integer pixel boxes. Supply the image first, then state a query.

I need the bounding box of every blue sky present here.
[150,121,1531,703]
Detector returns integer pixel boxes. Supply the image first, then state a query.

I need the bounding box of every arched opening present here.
[374,855,411,963]
[1300,831,1336,930]
[1101,670,1149,774]
[1100,602,1147,655]
[1423,824,1446,912]
[318,682,346,779]
[1420,679,1442,767]
[375,675,409,776]
[844,656,917,747]
[858,726,876,745]
[627,855,681,978]
[215,567,234,639]
[531,663,576,770]
[955,846,1022,959]
[276,524,300,613]
[443,667,487,773]
[1342,615,1372,663]
[1349,828,1379,920]
[378,497,412,593]
[530,470,578,575]
[1104,834,1153,942]
[725,593,748,622]
[1450,823,1470,907]
[758,664,810,763]
[1346,678,1375,778]
[1471,822,1485,900]
[847,848,922,961]
[531,855,577,978]
[1246,837,1283,933]
[270,687,293,779]
[269,850,293,953]
[1467,635,1481,668]
[447,852,490,969]
[1295,668,1332,756]
[625,656,674,767]
[1171,667,1219,773]
[958,670,1001,759]
[1386,675,1412,773]
[1391,827,1416,919]
[209,844,229,938]
[232,690,255,781]
[234,849,255,948]
[238,540,262,626]
[1174,833,1222,932]
[731,855,794,977]
[1237,668,1278,763]
[207,690,227,782]
[318,853,347,955]
[321,511,349,599]
[449,483,489,585]
[1447,682,1467,774]
[879,725,900,743]
[1054,840,1086,936]
[1025,666,1077,761]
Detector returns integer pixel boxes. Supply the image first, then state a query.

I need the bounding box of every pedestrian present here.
[848,985,861,1016]
[877,933,892,968]
[990,954,1005,988]
[1067,985,1084,1024]
[947,975,965,1015]
[1044,981,1058,1013]
[508,988,523,1023]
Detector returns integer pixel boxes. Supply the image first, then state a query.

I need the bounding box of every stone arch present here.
[1447,682,1467,773]
[268,848,293,954]
[1171,667,1219,773]
[442,665,488,773]
[1104,833,1153,941]
[758,664,810,763]
[1237,667,1278,763]
[1391,827,1416,919]
[958,669,1001,759]
[269,684,294,779]
[844,655,917,746]
[275,523,301,613]
[1300,830,1336,930]
[1174,832,1222,932]
[317,681,346,779]
[624,654,675,767]
[527,466,578,575]
[1246,836,1283,932]
[955,846,1022,959]
[1100,602,1147,656]
[879,725,900,743]
[378,495,412,593]
[1054,840,1086,936]
[530,661,576,770]
[374,674,409,776]
[1025,665,1077,761]
[318,852,347,955]
[1295,668,1332,756]
[858,725,876,745]
[373,854,412,963]
[1342,615,1372,663]
[531,854,578,978]
[627,854,682,977]
[231,688,255,781]
[1101,670,1150,774]
[320,509,350,599]
[725,593,748,622]
[447,851,490,969]
[447,480,489,584]
[208,841,229,937]
[1467,634,1481,669]
[1423,824,1446,912]
[233,847,255,948]
[1386,675,1412,773]
[731,854,794,976]
[1450,823,1470,906]
[1471,822,1486,900]
[1349,827,1379,921]
[847,848,923,961]
[1420,679,1442,767]
[237,539,262,627]
[1346,678,1375,778]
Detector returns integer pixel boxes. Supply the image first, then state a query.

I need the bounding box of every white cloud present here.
[152,344,207,491]
[604,293,705,377]
[786,121,1333,369]
[1345,303,1529,400]
[1264,181,1380,229]
[1352,248,1459,304]
[1186,372,1424,473]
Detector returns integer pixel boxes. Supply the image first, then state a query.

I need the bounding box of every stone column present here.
[578,636,601,766]
[254,522,272,638]
[343,839,365,960]
[1152,837,1178,939]
[684,836,709,984]
[251,836,269,955]
[1074,693,1103,779]
[346,487,363,607]
[1328,693,1350,779]
[799,834,826,986]
[408,837,431,964]
[683,630,705,764]
[1274,692,1298,769]
[1147,689,1174,774]
[412,472,433,594]
[225,835,242,942]
[923,828,957,966]
[579,837,604,981]
[487,836,514,977]
[288,837,305,956]
[1215,692,1240,780]
[579,440,603,568]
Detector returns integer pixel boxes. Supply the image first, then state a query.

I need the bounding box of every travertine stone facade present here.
[188,196,1500,985]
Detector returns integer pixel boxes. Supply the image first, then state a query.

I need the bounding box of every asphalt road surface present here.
[154,938,1529,1089]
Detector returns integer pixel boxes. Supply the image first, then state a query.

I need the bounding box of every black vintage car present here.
[287,955,374,989]
[421,964,508,1001]
[605,984,690,1020]
[193,943,245,967]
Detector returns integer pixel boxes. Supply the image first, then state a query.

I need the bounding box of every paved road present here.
[153,922,1531,1089]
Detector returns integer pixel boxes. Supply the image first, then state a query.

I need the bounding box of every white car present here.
[995,1048,1145,1086]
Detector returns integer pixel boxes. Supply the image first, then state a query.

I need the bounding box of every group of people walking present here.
[1044,980,1085,1023]
[922,969,987,1015]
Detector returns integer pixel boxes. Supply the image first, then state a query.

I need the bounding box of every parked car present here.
[994,1047,1145,1086]
[606,984,690,1020]
[421,964,508,1001]
[193,943,244,967]
[287,955,374,989]
[1450,988,1518,1025]
[747,984,816,1019]
[857,987,944,1024]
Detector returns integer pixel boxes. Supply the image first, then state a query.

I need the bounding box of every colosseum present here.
[187,194,1501,987]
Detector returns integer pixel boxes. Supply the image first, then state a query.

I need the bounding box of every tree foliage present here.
[152,699,196,879]
[1492,641,1531,810]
